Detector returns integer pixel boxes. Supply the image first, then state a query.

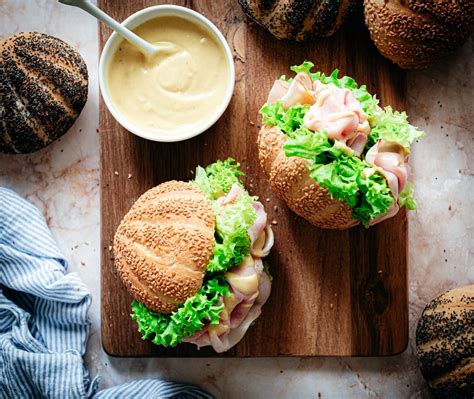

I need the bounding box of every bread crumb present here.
[114,171,119,176]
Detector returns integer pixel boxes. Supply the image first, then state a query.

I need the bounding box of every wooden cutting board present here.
[100,0,408,357]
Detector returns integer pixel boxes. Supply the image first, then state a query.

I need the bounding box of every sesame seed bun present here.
[113,181,215,313]
[258,125,358,229]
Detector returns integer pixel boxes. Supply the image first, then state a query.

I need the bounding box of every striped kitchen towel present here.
[0,188,212,399]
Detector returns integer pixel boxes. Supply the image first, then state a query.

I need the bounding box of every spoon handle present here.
[58,0,157,56]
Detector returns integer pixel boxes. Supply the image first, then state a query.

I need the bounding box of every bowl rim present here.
[98,5,235,143]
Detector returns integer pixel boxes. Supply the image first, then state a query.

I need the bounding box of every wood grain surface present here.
[100,0,408,357]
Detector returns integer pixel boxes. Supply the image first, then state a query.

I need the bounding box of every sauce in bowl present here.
[107,15,231,137]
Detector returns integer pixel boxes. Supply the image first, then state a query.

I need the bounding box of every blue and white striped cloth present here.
[0,188,212,399]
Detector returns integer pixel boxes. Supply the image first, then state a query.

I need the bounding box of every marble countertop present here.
[1,1,473,398]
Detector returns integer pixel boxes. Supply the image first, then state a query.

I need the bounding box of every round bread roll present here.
[114,181,215,313]
[1,32,88,154]
[364,0,474,69]
[416,285,474,398]
[239,0,357,41]
[258,125,357,229]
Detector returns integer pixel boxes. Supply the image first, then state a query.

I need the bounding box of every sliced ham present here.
[248,200,268,244]
[219,183,243,205]
[267,80,290,104]
[347,131,369,157]
[184,187,275,353]
[267,72,315,109]
[206,272,272,353]
[251,226,274,258]
[184,254,273,353]
[365,140,409,198]
[303,81,370,155]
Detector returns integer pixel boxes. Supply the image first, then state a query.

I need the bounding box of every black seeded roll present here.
[239,0,358,41]
[0,32,88,154]
[416,285,474,398]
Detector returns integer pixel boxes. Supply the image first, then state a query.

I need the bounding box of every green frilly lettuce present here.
[194,159,256,273]
[131,276,230,347]
[260,61,424,225]
[131,159,257,347]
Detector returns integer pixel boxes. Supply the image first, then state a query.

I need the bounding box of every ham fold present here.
[366,140,410,225]
[303,81,370,156]
[267,72,315,109]
[365,140,409,199]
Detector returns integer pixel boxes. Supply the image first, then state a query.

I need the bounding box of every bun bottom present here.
[258,125,358,230]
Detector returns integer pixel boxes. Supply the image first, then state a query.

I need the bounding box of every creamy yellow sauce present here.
[108,16,230,136]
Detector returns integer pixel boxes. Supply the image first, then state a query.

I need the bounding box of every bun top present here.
[114,181,215,313]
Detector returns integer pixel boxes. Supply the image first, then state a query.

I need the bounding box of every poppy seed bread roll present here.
[114,181,215,314]
[416,285,474,398]
[1,32,88,154]
[239,0,357,41]
[258,125,357,229]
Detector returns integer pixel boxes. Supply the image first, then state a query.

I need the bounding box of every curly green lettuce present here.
[260,61,424,224]
[284,127,394,225]
[131,159,258,347]
[398,182,417,211]
[194,158,256,273]
[193,158,244,200]
[131,277,230,347]
[366,106,426,149]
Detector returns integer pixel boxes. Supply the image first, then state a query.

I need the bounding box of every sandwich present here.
[113,159,274,352]
[258,61,425,229]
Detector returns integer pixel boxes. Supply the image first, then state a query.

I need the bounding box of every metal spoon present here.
[58,0,175,57]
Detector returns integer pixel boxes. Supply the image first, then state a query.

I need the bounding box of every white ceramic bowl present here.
[99,5,235,142]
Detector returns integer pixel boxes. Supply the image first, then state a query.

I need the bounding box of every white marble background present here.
[1,1,473,398]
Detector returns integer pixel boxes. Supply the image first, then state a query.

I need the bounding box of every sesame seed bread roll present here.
[258,125,357,229]
[114,181,215,313]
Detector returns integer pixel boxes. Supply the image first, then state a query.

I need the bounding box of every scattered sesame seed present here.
[114,171,119,176]
[272,220,278,225]
[108,246,112,251]
[127,173,132,179]
[266,198,270,202]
